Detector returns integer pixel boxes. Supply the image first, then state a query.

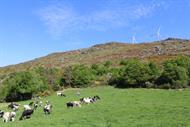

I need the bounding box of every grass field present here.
[0,87,190,127]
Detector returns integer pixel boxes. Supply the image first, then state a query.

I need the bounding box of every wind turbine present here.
[132,35,137,44]
[156,26,161,41]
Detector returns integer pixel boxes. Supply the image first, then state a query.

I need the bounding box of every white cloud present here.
[38,0,167,37]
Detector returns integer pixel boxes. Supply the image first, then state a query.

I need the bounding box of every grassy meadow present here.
[0,87,190,127]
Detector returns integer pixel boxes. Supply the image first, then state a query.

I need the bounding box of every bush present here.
[62,65,95,88]
[0,71,48,102]
[120,60,128,65]
[34,67,62,90]
[174,56,190,77]
[104,61,112,67]
[113,60,160,88]
[156,61,189,89]
[91,64,108,76]
[108,68,121,87]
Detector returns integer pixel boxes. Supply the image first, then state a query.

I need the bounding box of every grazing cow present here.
[8,102,20,111]
[3,112,16,122]
[73,101,81,107]
[80,97,93,104]
[8,103,14,109]
[44,104,52,114]
[0,110,4,118]
[23,105,32,110]
[66,102,74,108]
[66,101,81,108]
[34,103,38,110]
[8,102,19,109]
[19,109,34,120]
[13,105,19,111]
[80,95,101,104]
[57,91,66,97]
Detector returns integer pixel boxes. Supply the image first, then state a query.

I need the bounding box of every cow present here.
[19,109,34,120]
[80,97,93,104]
[23,105,32,110]
[8,102,20,111]
[34,103,38,110]
[44,104,52,114]
[56,91,66,97]
[80,95,101,104]
[66,101,81,108]
[3,112,16,122]
[66,102,74,108]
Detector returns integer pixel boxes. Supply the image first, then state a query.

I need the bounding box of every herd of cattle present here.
[0,91,101,123]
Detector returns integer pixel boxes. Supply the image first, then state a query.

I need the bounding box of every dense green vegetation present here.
[0,56,190,102]
[0,87,190,127]
[0,71,47,102]
[62,65,95,88]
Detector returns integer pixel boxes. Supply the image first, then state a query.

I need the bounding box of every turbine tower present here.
[132,35,137,44]
[156,26,161,41]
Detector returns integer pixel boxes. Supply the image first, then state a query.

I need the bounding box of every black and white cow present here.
[19,109,34,120]
[80,97,94,104]
[66,101,81,108]
[3,112,16,122]
[44,102,52,114]
[57,91,66,97]
[80,95,101,104]
[34,103,38,110]
[23,105,32,110]
[8,102,20,111]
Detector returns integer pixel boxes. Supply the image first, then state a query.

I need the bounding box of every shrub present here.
[34,67,62,90]
[62,65,95,88]
[113,60,160,88]
[0,71,48,102]
[104,61,112,67]
[174,56,190,77]
[156,60,189,89]
[91,64,108,76]
[120,60,128,65]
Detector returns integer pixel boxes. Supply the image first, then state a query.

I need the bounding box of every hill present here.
[0,38,190,76]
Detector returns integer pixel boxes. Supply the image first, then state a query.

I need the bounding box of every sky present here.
[0,0,190,67]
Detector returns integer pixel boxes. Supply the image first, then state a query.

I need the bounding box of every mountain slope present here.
[0,38,190,76]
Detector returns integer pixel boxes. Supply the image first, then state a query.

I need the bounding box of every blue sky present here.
[0,0,190,67]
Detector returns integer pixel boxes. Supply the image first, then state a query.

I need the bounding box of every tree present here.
[91,64,108,76]
[62,65,95,88]
[174,56,190,77]
[115,60,160,88]
[0,71,47,102]
[156,60,189,89]
[34,67,62,90]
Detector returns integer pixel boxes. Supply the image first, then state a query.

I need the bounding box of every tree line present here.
[0,56,190,102]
